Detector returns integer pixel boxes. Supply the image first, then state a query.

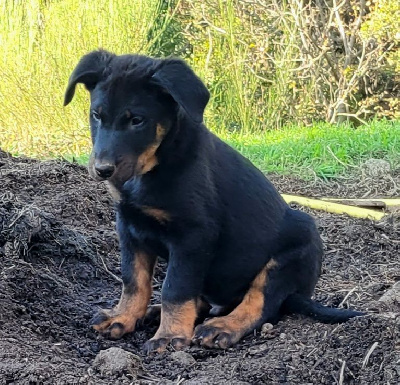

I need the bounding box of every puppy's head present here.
[64,50,209,187]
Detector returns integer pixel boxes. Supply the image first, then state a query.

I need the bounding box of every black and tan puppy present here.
[64,50,363,353]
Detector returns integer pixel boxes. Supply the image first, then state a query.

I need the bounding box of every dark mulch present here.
[0,150,399,384]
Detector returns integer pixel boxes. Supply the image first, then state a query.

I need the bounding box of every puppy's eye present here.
[92,111,101,121]
[130,116,144,127]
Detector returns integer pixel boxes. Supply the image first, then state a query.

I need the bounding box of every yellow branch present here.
[281,194,385,221]
[321,198,400,207]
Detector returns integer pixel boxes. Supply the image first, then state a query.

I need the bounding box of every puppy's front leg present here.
[144,238,211,354]
[92,219,157,339]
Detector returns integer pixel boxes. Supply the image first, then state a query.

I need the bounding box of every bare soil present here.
[0,150,399,384]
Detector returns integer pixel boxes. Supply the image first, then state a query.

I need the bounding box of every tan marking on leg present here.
[154,300,197,339]
[140,206,171,224]
[93,251,157,339]
[135,124,166,175]
[145,300,197,353]
[209,267,267,330]
[194,259,278,348]
[145,298,210,325]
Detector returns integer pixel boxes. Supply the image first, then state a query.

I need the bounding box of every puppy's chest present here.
[116,180,172,234]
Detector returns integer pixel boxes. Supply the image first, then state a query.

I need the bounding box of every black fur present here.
[282,294,364,324]
[64,50,364,351]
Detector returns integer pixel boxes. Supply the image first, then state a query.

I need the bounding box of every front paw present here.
[144,334,191,354]
[91,308,138,340]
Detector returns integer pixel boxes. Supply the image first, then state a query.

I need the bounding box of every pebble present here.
[92,347,141,377]
[378,281,400,306]
[260,323,274,337]
[170,351,196,366]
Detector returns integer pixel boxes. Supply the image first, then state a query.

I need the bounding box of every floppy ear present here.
[63,50,115,106]
[151,59,210,124]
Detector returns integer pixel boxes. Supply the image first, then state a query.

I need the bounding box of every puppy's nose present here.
[94,162,115,179]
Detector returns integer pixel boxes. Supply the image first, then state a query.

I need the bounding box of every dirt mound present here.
[0,149,399,384]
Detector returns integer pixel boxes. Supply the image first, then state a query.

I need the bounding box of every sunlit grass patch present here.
[0,0,160,158]
[220,120,400,178]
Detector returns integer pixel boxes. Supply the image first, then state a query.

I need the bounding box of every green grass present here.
[219,120,400,179]
[0,0,162,158]
[64,120,400,180]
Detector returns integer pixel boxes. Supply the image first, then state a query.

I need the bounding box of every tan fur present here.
[153,300,197,340]
[93,251,157,338]
[135,124,165,175]
[198,258,278,346]
[140,206,171,224]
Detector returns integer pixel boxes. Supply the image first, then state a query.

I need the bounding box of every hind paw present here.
[193,319,242,349]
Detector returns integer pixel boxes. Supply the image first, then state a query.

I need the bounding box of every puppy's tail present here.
[282,293,365,324]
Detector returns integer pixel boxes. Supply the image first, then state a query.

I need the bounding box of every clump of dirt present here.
[0,149,399,384]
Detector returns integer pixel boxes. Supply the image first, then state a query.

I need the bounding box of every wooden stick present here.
[321,198,400,208]
[281,194,385,220]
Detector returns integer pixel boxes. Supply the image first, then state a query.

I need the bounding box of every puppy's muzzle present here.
[94,162,116,180]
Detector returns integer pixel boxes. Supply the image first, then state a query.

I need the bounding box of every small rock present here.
[260,323,273,337]
[170,351,196,366]
[279,333,287,340]
[248,344,269,355]
[92,347,141,377]
[378,281,400,307]
[260,323,279,339]
[362,159,391,177]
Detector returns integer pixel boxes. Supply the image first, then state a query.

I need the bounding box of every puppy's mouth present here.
[88,157,137,187]
[88,141,161,184]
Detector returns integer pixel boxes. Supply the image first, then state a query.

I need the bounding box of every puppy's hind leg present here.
[193,259,281,349]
